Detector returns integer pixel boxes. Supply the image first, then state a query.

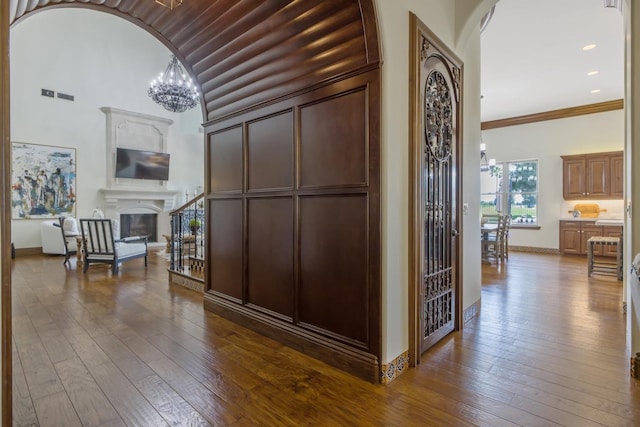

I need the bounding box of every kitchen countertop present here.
[560,217,624,225]
[594,219,624,226]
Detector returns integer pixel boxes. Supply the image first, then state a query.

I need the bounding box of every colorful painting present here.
[11,142,76,219]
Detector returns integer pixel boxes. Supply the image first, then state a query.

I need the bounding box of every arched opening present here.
[2,1,382,420]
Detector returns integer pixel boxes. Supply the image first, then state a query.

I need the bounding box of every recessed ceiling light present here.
[587,71,599,76]
[591,89,601,93]
[583,44,597,51]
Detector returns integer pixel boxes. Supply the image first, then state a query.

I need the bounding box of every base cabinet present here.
[559,220,622,256]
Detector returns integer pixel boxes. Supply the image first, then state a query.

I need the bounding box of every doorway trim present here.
[1,0,10,422]
[408,13,464,366]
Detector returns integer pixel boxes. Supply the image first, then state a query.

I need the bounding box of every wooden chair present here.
[501,214,512,260]
[79,218,148,274]
[481,214,511,263]
[58,216,79,265]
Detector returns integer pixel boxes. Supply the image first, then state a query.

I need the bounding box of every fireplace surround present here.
[99,107,179,242]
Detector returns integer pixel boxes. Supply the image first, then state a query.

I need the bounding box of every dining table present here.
[481,223,499,262]
[481,223,498,238]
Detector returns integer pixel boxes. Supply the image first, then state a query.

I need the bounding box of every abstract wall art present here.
[11,142,76,219]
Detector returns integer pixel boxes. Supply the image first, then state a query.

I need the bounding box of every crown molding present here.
[481,99,624,130]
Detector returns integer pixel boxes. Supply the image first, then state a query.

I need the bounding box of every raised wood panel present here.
[610,154,624,198]
[209,126,243,193]
[247,197,293,319]
[560,226,581,254]
[563,159,585,199]
[247,110,293,191]
[299,195,368,347]
[10,1,380,122]
[300,89,367,188]
[208,199,243,301]
[586,157,609,198]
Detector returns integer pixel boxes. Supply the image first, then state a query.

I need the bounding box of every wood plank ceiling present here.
[9,0,380,122]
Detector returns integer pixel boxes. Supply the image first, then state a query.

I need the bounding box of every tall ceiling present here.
[10,0,623,124]
[481,0,624,122]
[9,0,379,122]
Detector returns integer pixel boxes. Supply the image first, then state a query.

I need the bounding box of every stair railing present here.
[168,193,204,273]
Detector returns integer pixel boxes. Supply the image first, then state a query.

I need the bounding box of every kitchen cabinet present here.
[561,151,623,200]
[559,220,622,256]
[559,220,582,254]
[610,154,624,198]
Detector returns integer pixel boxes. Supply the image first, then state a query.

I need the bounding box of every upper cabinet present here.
[610,153,624,198]
[561,151,623,200]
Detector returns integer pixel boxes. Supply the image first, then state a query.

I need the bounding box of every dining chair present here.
[481,214,511,263]
[501,214,512,260]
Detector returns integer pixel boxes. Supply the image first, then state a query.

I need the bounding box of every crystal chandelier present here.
[155,0,182,10]
[148,55,199,113]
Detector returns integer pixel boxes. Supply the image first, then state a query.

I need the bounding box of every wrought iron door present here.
[420,36,460,353]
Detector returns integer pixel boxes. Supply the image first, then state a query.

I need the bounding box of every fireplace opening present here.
[120,213,157,242]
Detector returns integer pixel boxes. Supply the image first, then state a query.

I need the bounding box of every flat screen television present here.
[115,147,170,181]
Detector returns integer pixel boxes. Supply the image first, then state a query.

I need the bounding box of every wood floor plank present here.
[135,374,211,427]
[146,333,252,403]
[54,357,124,427]
[93,334,156,383]
[396,368,559,427]
[11,251,640,426]
[65,331,112,369]
[11,336,38,427]
[146,356,240,426]
[87,361,168,427]
[15,338,64,401]
[32,391,82,427]
[422,354,630,426]
[430,341,638,409]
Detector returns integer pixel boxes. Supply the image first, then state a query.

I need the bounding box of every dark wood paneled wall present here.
[204,70,380,381]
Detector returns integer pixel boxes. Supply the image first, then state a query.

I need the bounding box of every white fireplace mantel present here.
[99,188,179,217]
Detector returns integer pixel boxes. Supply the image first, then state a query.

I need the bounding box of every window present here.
[480,160,538,225]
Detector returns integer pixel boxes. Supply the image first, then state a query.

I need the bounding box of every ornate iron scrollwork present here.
[424,70,452,162]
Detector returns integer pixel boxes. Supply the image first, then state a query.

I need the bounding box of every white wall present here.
[482,110,624,250]
[376,0,485,363]
[10,8,204,248]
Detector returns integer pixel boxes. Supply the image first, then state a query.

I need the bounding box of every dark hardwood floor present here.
[11,250,639,426]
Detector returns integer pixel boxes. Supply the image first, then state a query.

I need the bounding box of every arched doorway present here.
[2,0,382,421]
